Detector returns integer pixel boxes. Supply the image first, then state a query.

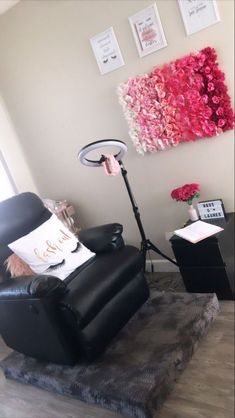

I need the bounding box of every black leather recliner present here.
[0,193,149,365]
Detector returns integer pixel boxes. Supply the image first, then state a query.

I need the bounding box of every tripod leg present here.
[147,240,178,266]
[141,240,148,271]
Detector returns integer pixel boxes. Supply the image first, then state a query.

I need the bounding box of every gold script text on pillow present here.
[34,229,72,263]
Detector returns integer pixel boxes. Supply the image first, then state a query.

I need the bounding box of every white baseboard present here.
[145,259,179,273]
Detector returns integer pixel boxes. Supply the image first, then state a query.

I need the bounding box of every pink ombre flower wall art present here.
[118,47,234,154]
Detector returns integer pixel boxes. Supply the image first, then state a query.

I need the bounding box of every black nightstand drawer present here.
[172,242,224,267]
[180,266,234,300]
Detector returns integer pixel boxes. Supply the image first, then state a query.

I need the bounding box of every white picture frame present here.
[129,3,167,58]
[178,0,220,36]
[90,27,125,75]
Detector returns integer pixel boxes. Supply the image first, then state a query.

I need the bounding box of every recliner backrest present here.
[0,192,51,265]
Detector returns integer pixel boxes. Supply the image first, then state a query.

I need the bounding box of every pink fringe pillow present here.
[4,253,36,278]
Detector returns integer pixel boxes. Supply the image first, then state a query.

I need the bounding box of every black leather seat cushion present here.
[61,245,143,328]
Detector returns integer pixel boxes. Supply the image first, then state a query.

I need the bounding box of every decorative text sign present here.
[90,27,125,75]
[129,3,167,57]
[178,0,220,35]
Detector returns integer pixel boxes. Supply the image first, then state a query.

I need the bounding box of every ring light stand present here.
[78,139,178,269]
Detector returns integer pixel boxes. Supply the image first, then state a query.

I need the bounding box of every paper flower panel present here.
[118,47,234,154]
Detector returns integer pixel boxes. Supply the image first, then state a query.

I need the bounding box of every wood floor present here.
[0,301,234,418]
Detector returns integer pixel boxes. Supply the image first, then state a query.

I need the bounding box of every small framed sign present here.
[90,27,125,75]
[129,3,167,58]
[197,199,226,220]
[178,0,220,36]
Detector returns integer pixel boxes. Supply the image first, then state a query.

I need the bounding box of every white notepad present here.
[174,220,224,244]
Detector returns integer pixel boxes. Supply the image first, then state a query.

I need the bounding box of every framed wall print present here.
[197,199,226,220]
[178,0,220,35]
[129,3,167,58]
[90,27,125,75]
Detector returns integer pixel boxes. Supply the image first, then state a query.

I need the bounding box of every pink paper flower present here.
[218,119,226,127]
[216,107,224,116]
[207,82,215,92]
[204,66,211,74]
[212,96,221,104]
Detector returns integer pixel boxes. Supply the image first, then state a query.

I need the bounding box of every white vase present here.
[188,204,199,222]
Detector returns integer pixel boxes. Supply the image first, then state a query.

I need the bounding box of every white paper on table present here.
[174,220,224,243]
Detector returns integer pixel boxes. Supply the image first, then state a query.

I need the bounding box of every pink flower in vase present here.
[171,183,200,206]
[171,183,200,221]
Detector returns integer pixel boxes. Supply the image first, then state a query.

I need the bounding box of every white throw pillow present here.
[8,214,95,280]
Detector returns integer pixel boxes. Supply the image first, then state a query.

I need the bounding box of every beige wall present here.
[0,0,234,264]
[0,96,38,194]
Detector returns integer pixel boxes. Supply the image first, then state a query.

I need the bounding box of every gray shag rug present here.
[0,292,219,418]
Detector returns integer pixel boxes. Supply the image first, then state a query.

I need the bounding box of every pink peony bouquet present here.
[171,183,200,205]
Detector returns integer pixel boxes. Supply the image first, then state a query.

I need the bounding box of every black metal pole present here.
[119,160,178,267]
[119,162,147,243]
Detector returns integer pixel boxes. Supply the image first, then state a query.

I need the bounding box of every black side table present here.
[170,213,234,300]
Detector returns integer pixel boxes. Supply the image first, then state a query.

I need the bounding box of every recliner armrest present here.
[0,275,67,300]
[78,223,124,254]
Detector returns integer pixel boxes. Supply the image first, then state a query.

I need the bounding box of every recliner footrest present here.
[60,245,144,327]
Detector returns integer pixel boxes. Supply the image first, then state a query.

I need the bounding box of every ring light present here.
[78,139,127,167]
[78,139,177,269]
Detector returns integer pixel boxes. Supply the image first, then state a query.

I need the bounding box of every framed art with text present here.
[129,3,167,58]
[197,199,226,220]
[90,27,125,75]
[178,0,220,35]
